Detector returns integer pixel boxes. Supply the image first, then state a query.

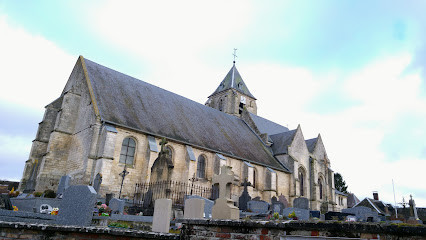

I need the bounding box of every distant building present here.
[335,190,348,211]
[19,56,340,211]
[354,192,395,218]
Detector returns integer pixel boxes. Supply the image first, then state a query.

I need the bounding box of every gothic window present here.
[318,178,323,200]
[299,170,305,196]
[253,168,257,188]
[120,137,136,165]
[243,162,256,188]
[219,99,224,112]
[266,167,277,191]
[197,155,206,179]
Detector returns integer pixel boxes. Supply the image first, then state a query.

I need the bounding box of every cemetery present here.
[1,166,425,239]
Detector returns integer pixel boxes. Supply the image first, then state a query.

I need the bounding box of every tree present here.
[334,172,348,193]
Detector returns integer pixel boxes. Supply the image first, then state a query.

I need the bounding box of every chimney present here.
[373,191,379,201]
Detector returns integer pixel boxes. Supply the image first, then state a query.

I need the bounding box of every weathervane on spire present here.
[233,48,238,63]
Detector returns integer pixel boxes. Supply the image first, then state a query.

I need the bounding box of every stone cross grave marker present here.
[238,178,251,211]
[93,173,102,194]
[57,175,71,198]
[152,198,172,233]
[211,165,239,220]
[293,197,309,210]
[184,198,204,219]
[57,185,97,226]
[109,198,125,214]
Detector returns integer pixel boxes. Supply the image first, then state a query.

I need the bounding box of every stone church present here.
[19,56,337,211]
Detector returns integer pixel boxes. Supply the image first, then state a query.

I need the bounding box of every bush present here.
[34,192,43,197]
[43,189,56,198]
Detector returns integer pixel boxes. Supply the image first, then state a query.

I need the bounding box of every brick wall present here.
[179,219,426,240]
[0,221,178,240]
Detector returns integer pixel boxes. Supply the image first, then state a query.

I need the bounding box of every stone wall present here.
[0,221,179,240]
[180,219,426,240]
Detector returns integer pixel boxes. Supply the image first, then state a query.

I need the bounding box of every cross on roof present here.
[233,48,237,63]
[159,137,168,154]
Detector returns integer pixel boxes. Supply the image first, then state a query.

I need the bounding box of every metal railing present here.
[133,180,213,208]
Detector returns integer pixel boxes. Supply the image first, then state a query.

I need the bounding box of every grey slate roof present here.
[83,58,285,171]
[269,129,297,155]
[305,137,318,153]
[249,113,289,136]
[209,63,256,99]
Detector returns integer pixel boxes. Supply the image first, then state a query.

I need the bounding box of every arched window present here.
[299,170,305,196]
[318,178,323,200]
[197,155,206,179]
[120,137,136,165]
[219,99,224,112]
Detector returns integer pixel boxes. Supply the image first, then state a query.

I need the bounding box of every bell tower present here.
[206,56,257,116]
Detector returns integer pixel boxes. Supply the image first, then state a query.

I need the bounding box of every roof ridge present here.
[79,56,101,119]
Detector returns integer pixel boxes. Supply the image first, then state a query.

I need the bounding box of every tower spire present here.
[233,48,237,64]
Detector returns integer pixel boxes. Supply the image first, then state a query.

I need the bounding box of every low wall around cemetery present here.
[179,219,426,240]
[0,221,179,240]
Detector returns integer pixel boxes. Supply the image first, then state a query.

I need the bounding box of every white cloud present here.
[232,54,426,207]
[0,15,75,181]
[0,15,76,111]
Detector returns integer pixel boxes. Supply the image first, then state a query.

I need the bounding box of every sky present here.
[0,0,425,207]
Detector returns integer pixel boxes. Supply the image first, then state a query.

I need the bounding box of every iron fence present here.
[133,180,213,208]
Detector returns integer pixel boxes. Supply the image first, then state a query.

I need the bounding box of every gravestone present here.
[105,193,113,206]
[278,194,289,208]
[247,200,270,214]
[93,173,102,193]
[325,211,355,221]
[16,193,29,199]
[57,185,97,226]
[342,206,379,222]
[142,189,154,216]
[40,204,53,214]
[152,198,172,233]
[184,198,204,219]
[238,178,252,211]
[186,195,214,218]
[271,196,285,215]
[211,165,239,220]
[282,207,310,220]
[0,195,13,210]
[57,175,71,197]
[293,197,309,210]
[109,198,125,214]
[174,209,184,219]
[310,210,320,219]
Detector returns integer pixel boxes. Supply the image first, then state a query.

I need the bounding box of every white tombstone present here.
[211,165,239,220]
[152,198,172,233]
[184,198,204,219]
